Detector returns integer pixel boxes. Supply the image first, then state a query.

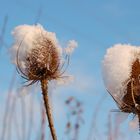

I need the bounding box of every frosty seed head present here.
[102,44,140,98]
[11,24,78,85]
[102,44,140,133]
[102,44,140,109]
[25,36,60,81]
[13,25,62,83]
[122,59,140,110]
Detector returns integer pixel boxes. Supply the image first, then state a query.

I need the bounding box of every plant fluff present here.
[102,44,140,132]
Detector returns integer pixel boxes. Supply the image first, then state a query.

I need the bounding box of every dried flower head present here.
[10,24,78,140]
[102,44,140,132]
[24,35,60,81]
[11,24,77,85]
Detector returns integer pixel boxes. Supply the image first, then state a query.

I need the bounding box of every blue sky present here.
[0,0,140,140]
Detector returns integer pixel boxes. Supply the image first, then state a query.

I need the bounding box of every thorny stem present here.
[41,79,57,140]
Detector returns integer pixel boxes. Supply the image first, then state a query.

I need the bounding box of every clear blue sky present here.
[0,0,140,140]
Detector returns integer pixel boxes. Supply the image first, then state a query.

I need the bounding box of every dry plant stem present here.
[0,15,8,54]
[87,95,106,140]
[0,70,16,140]
[20,96,26,140]
[41,79,57,140]
[13,105,21,140]
[27,95,34,140]
[7,95,17,140]
[41,104,46,140]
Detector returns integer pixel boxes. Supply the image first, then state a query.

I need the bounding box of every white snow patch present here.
[10,24,62,70]
[102,44,140,98]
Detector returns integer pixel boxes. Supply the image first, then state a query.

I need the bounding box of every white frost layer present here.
[102,44,140,98]
[11,24,62,68]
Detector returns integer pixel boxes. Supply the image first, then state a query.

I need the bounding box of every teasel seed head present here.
[11,24,77,85]
[25,36,60,81]
[11,24,78,140]
[102,44,140,133]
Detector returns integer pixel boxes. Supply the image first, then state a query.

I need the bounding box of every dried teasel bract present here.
[10,24,78,140]
[102,44,140,133]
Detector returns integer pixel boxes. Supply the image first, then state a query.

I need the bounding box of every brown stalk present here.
[40,79,57,140]
[40,102,46,140]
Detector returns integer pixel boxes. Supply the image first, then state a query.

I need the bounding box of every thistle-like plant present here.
[102,44,140,133]
[11,24,77,140]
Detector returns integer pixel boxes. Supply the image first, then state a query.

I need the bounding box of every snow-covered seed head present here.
[122,59,140,110]
[25,36,60,81]
[102,44,140,99]
[102,44,140,133]
[11,24,78,85]
[11,24,64,84]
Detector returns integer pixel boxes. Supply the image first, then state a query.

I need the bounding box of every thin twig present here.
[0,15,8,53]
[20,94,26,140]
[87,94,106,140]
[0,70,16,140]
[26,94,34,140]
[13,99,21,140]
[34,5,42,25]
[7,95,17,140]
